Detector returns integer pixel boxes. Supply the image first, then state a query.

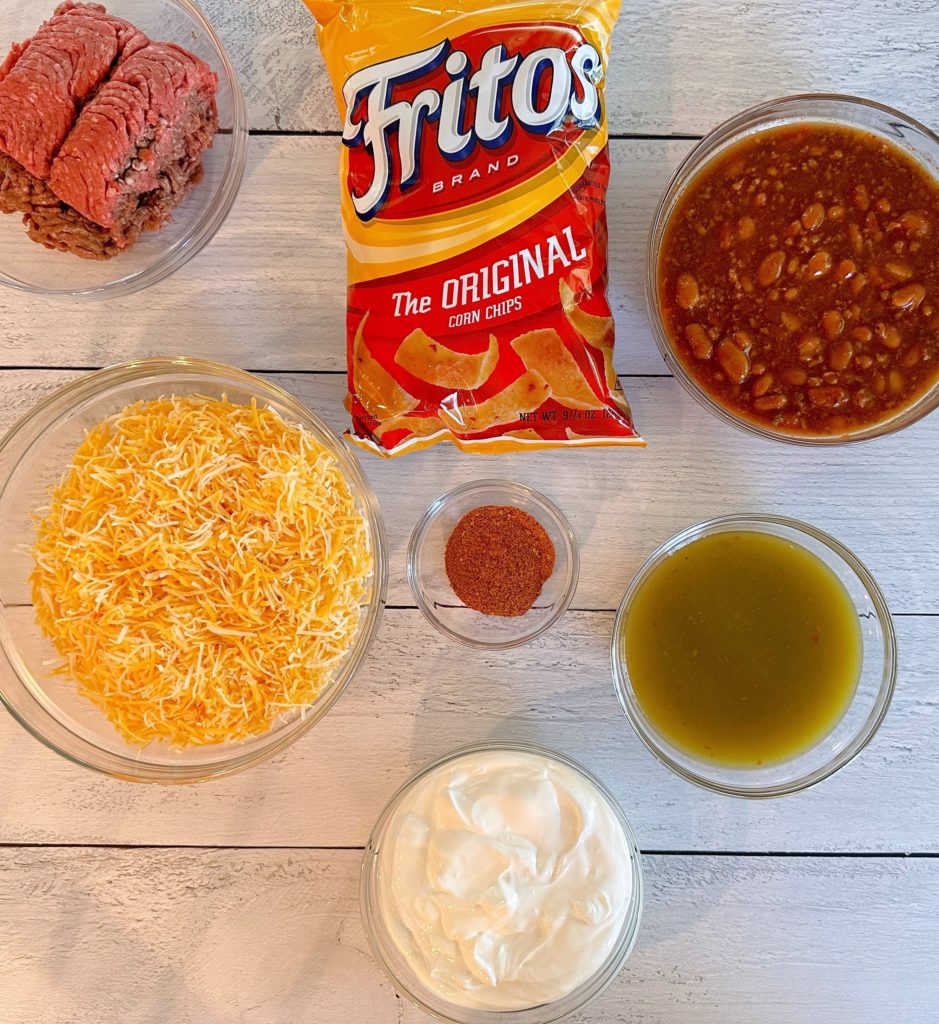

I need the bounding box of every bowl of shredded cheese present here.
[0,358,386,782]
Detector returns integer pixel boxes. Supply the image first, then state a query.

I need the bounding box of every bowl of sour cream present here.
[360,742,644,1023]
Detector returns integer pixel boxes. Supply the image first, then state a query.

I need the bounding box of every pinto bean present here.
[885,260,914,282]
[828,340,854,371]
[892,283,926,310]
[801,202,826,231]
[716,338,751,384]
[902,344,923,368]
[849,273,868,296]
[808,386,848,408]
[751,373,774,397]
[757,250,786,287]
[684,323,713,360]
[900,211,930,237]
[821,310,844,338]
[754,394,788,412]
[798,335,823,361]
[833,259,857,282]
[676,273,700,310]
[806,251,833,278]
[875,323,902,349]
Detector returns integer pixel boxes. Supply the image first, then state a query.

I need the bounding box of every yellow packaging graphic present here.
[308,0,642,455]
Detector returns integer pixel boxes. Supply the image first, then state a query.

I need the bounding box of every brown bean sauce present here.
[658,123,939,434]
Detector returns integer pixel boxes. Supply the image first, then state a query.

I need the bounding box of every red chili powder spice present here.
[444,505,556,617]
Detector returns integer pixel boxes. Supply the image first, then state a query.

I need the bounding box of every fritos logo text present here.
[341,30,604,220]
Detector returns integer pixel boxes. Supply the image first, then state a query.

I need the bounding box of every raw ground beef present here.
[50,42,218,242]
[0,3,147,179]
[0,4,218,260]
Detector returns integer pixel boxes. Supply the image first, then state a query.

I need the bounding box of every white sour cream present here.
[376,748,634,1011]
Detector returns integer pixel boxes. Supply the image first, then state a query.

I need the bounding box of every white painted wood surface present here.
[199,0,939,135]
[2,371,938,614]
[1,848,936,1024]
[0,136,689,376]
[1,608,936,851]
[2,1,939,1021]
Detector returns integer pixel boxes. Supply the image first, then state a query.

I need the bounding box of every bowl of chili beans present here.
[407,480,579,649]
[648,93,939,443]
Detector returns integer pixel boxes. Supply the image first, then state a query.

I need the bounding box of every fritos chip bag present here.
[308,0,642,455]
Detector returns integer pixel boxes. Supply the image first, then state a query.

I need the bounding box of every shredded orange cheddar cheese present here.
[30,395,372,748]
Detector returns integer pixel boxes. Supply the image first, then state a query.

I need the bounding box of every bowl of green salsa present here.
[611,514,897,797]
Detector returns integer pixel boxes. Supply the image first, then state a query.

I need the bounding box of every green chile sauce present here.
[624,531,863,767]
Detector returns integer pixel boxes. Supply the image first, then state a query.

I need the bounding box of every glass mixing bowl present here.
[0,358,387,782]
[361,741,644,1024]
[0,0,247,299]
[407,480,579,649]
[611,514,897,797]
[646,93,939,443]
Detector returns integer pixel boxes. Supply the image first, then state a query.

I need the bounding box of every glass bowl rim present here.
[406,479,581,650]
[0,357,388,783]
[360,739,644,1024]
[645,91,939,445]
[0,0,248,301]
[610,513,898,798]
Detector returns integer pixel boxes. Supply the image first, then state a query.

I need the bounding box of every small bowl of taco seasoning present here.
[407,480,579,649]
[648,94,939,443]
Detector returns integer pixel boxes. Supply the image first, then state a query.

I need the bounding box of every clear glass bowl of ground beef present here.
[647,94,939,443]
[407,480,580,650]
[0,0,247,299]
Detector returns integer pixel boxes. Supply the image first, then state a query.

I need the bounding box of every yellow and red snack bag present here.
[308,0,642,455]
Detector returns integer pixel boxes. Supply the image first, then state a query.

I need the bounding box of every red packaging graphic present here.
[308,0,642,455]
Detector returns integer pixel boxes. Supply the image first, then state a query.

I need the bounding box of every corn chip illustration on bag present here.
[308,0,642,455]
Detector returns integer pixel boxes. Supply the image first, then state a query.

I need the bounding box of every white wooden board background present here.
[1,1,938,1022]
